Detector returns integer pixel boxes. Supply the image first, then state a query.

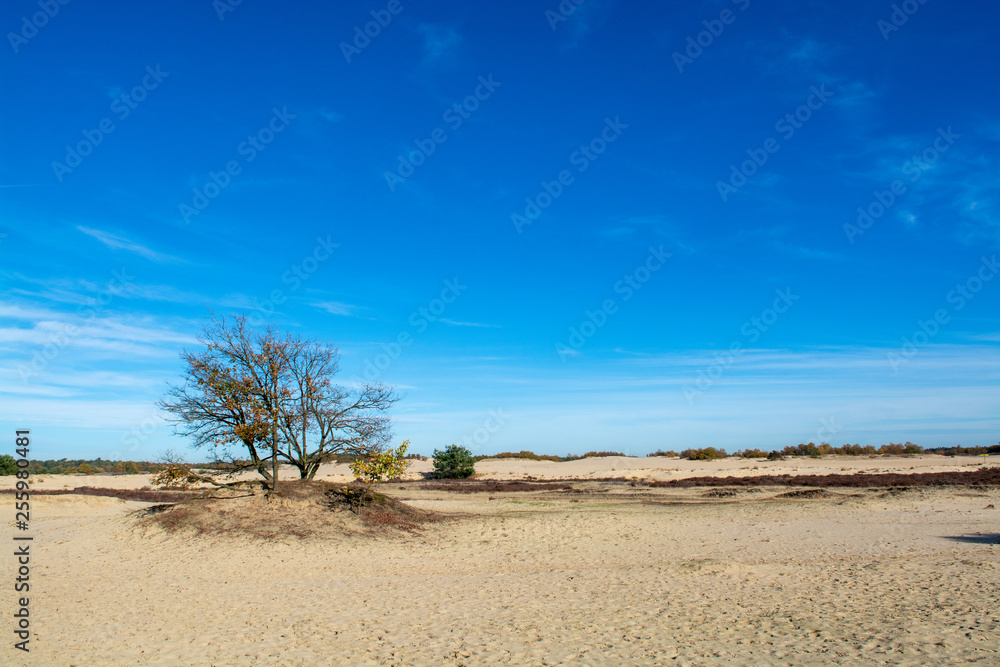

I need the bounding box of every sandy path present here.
[3,484,998,666]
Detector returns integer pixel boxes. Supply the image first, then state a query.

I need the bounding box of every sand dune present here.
[3,458,998,665]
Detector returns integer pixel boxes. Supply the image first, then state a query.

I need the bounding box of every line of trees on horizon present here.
[7,432,999,479]
[3,442,997,477]
[647,442,1000,460]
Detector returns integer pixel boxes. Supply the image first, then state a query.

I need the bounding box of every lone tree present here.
[159,314,399,492]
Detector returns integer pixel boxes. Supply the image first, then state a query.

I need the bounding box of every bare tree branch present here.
[158,313,400,488]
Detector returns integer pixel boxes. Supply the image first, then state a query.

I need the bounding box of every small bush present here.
[681,447,728,460]
[0,454,17,476]
[767,450,784,461]
[647,450,678,458]
[432,444,476,479]
[736,448,768,458]
[350,441,410,485]
[582,451,628,458]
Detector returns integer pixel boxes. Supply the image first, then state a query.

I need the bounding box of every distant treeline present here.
[2,442,995,476]
[0,458,264,476]
[1,458,166,476]
[0,453,429,476]
[474,450,631,463]
[647,442,1000,460]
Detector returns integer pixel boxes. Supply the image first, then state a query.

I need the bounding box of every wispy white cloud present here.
[4,273,251,309]
[0,302,196,352]
[313,301,358,316]
[76,226,182,263]
[439,318,500,328]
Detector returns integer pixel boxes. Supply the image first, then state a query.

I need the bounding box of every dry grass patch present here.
[776,488,827,499]
[643,467,1000,489]
[0,486,199,503]
[138,480,439,539]
[418,480,574,493]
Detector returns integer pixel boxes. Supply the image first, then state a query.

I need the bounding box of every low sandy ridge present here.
[3,454,991,492]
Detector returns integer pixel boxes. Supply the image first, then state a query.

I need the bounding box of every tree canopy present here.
[159,314,399,488]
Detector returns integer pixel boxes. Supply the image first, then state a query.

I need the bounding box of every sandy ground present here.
[3,454,993,491]
[2,460,998,666]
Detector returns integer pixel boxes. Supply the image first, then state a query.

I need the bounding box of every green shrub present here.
[432,444,476,479]
[681,447,727,460]
[582,451,627,458]
[647,450,678,457]
[0,454,17,476]
[736,448,768,458]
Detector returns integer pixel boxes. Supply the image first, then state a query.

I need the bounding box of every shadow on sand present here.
[942,533,1000,545]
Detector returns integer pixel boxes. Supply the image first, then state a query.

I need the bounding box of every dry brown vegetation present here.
[418,480,574,493]
[138,479,439,539]
[641,466,1000,488]
[0,486,198,503]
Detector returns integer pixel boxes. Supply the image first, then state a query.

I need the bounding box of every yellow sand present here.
[2,456,997,665]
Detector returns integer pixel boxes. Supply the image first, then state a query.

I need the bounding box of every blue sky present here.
[1,0,998,460]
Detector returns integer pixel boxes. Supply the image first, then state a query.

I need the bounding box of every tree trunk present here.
[245,441,274,488]
[270,422,278,496]
[270,371,279,497]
